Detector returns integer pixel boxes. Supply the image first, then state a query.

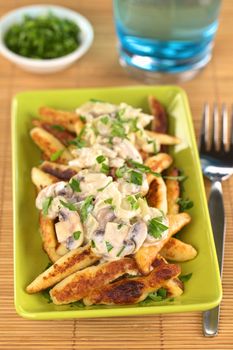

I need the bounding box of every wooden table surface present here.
[0,1,233,349]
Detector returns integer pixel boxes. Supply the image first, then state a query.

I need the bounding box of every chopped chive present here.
[42,196,53,216]
[50,149,64,161]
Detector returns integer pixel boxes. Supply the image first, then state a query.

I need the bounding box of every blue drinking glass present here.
[113,0,221,82]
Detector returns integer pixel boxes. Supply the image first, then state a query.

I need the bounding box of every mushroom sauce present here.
[36,101,169,261]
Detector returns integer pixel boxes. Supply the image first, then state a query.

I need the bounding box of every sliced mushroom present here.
[127,221,148,252]
[55,208,84,249]
[113,139,142,163]
[95,208,116,229]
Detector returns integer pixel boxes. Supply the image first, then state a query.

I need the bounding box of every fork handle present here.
[203,180,226,337]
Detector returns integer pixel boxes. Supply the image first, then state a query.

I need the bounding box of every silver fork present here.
[199,103,233,337]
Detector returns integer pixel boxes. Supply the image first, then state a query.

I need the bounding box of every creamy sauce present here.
[35,101,168,260]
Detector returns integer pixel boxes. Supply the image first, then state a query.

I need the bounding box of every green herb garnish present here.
[100,116,109,125]
[80,195,94,222]
[127,195,139,210]
[100,163,109,174]
[179,273,193,283]
[42,196,53,216]
[50,149,64,161]
[111,119,127,138]
[128,159,161,177]
[90,98,104,102]
[68,127,86,148]
[69,178,81,192]
[148,217,168,239]
[60,200,77,211]
[73,231,81,240]
[91,240,96,248]
[157,287,167,298]
[177,198,194,211]
[130,170,143,186]
[105,241,113,252]
[104,198,113,205]
[116,246,125,257]
[4,14,81,59]
[96,155,106,164]
[41,288,52,303]
[115,165,128,178]
[79,115,86,123]
[51,124,65,131]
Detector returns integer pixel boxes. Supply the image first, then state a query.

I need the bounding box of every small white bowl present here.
[0,5,94,74]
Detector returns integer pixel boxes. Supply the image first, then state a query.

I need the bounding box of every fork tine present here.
[199,103,209,152]
[210,103,218,151]
[220,104,228,152]
[230,105,233,152]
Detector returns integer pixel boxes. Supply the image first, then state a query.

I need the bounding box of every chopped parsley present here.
[105,241,113,252]
[50,149,64,161]
[129,117,139,132]
[148,217,168,239]
[100,116,109,125]
[42,196,53,216]
[60,200,77,211]
[100,163,109,174]
[69,178,81,192]
[96,155,106,164]
[128,159,161,177]
[111,119,127,138]
[79,115,86,122]
[177,198,194,211]
[139,288,168,305]
[148,139,158,154]
[89,98,104,102]
[41,288,52,303]
[51,124,65,131]
[104,198,113,205]
[117,223,124,229]
[116,246,125,257]
[73,231,82,240]
[127,195,139,210]
[91,239,96,248]
[68,127,86,148]
[163,175,187,181]
[115,165,128,178]
[130,170,143,186]
[80,195,94,222]
[179,273,193,283]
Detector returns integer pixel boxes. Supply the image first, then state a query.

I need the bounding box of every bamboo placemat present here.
[0,1,233,349]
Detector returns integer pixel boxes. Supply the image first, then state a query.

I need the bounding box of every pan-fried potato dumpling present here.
[160,237,197,262]
[26,244,100,293]
[39,106,83,133]
[144,153,173,185]
[30,127,73,164]
[31,167,59,191]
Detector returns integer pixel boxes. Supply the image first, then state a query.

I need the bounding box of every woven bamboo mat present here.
[0,1,233,349]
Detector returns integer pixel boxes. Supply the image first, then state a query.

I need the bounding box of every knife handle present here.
[203,180,225,337]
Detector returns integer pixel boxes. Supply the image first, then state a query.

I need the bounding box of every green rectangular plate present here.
[12,86,222,320]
